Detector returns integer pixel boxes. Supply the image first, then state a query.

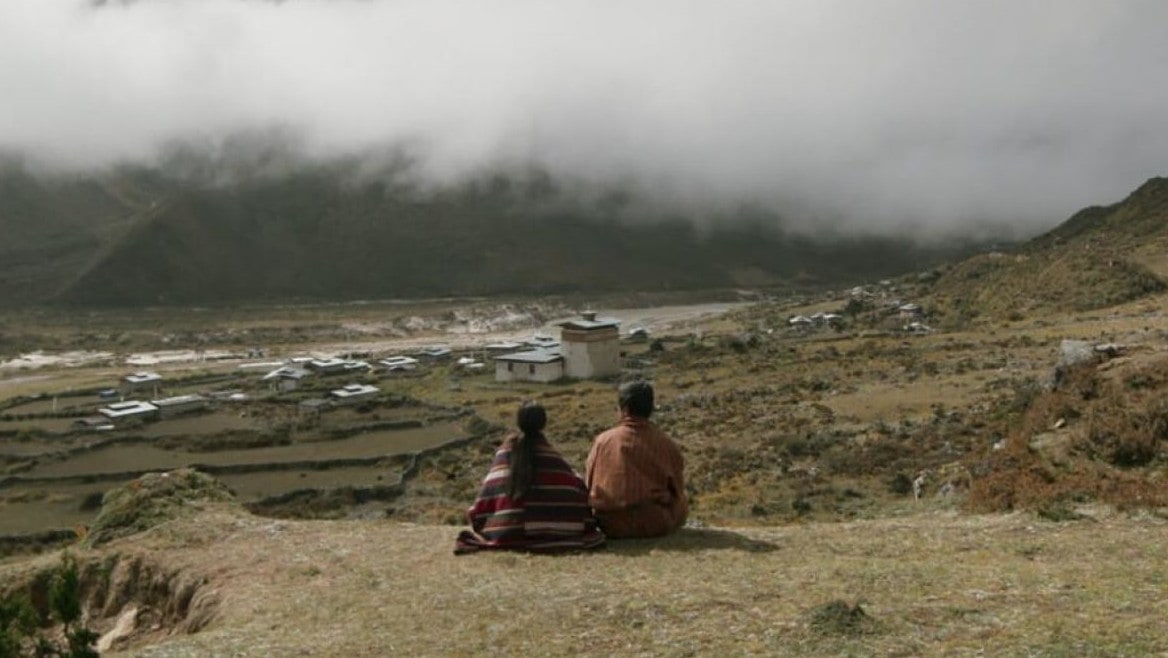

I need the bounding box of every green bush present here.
[0,554,99,658]
[0,595,38,658]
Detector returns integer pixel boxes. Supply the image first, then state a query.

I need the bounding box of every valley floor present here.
[8,506,1165,657]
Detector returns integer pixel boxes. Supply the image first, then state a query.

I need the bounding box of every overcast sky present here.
[2,0,1167,235]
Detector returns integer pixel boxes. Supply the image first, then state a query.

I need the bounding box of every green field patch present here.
[1,396,97,416]
[143,411,265,436]
[220,465,403,501]
[0,420,80,439]
[1,440,64,458]
[0,481,105,535]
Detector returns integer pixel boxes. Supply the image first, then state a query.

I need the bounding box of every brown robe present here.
[585,416,687,538]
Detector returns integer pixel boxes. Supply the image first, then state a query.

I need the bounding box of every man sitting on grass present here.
[586,381,687,538]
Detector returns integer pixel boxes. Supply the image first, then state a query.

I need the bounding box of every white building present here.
[262,365,311,392]
[379,356,419,372]
[418,345,452,359]
[898,303,923,319]
[558,312,621,379]
[492,313,622,384]
[483,341,524,353]
[73,416,115,432]
[626,326,650,342]
[525,334,560,350]
[122,371,163,396]
[98,400,159,421]
[307,357,345,371]
[494,349,564,383]
[151,394,208,418]
[329,383,381,405]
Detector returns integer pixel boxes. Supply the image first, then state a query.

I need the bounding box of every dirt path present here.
[0,373,54,390]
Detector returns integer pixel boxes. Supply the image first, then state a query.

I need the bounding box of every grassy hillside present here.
[2,508,1166,657]
[928,177,1168,320]
[0,160,169,304]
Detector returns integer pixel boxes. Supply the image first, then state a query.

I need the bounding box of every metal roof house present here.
[262,365,312,392]
[306,358,351,375]
[329,383,381,405]
[483,341,524,353]
[122,371,163,396]
[494,349,564,383]
[73,416,116,432]
[626,326,650,342]
[418,345,452,359]
[150,394,208,418]
[379,356,420,372]
[525,334,561,349]
[558,312,621,379]
[124,371,163,385]
[492,312,622,383]
[98,400,159,421]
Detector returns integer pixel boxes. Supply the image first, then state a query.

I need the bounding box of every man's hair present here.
[618,381,654,419]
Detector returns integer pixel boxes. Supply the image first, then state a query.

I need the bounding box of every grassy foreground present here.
[5,506,1161,657]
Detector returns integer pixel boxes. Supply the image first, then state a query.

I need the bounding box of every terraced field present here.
[0,377,478,539]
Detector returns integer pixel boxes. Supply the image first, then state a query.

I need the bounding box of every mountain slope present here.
[0,161,170,304]
[928,177,1168,318]
[1,162,971,307]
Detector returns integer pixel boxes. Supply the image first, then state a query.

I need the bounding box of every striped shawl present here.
[454,435,605,554]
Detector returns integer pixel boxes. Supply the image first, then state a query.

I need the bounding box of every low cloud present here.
[3,0,1167,235]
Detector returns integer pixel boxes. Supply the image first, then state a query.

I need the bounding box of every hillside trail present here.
[6,506,1166,657]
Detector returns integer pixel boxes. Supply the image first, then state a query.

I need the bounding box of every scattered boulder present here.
[84,469,236,548]
[1053,340,1126,388]
[1094,342,1126,359]
[1057,340,1097,370]
[97,605,139,653]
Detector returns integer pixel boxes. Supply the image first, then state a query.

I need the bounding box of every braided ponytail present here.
[508,401,546,499]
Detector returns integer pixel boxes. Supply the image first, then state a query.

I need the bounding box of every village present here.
[0,310,668,540]
[49,311,634,431]
[31,285,937,439]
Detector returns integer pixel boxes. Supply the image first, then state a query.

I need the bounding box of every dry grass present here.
[6,506,1159,657]
[1,295,1168,655]
[964,356,1168,514]
[7,292,1168,533]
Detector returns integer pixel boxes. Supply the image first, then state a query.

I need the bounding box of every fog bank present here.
[3,0,1167,234]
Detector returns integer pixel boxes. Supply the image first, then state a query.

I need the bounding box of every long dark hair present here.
[509,401,546,500]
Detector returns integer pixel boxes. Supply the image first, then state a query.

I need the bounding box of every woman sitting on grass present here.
[455,402,605,554]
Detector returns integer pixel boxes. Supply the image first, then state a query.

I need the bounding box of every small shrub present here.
[1083,401,1168,468]
[463,415,492,436]
[888,472,913,496]
[1036,503,1086,523]
[0,554,99,658]
[808,600,875,636]
[1,595,37,658]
